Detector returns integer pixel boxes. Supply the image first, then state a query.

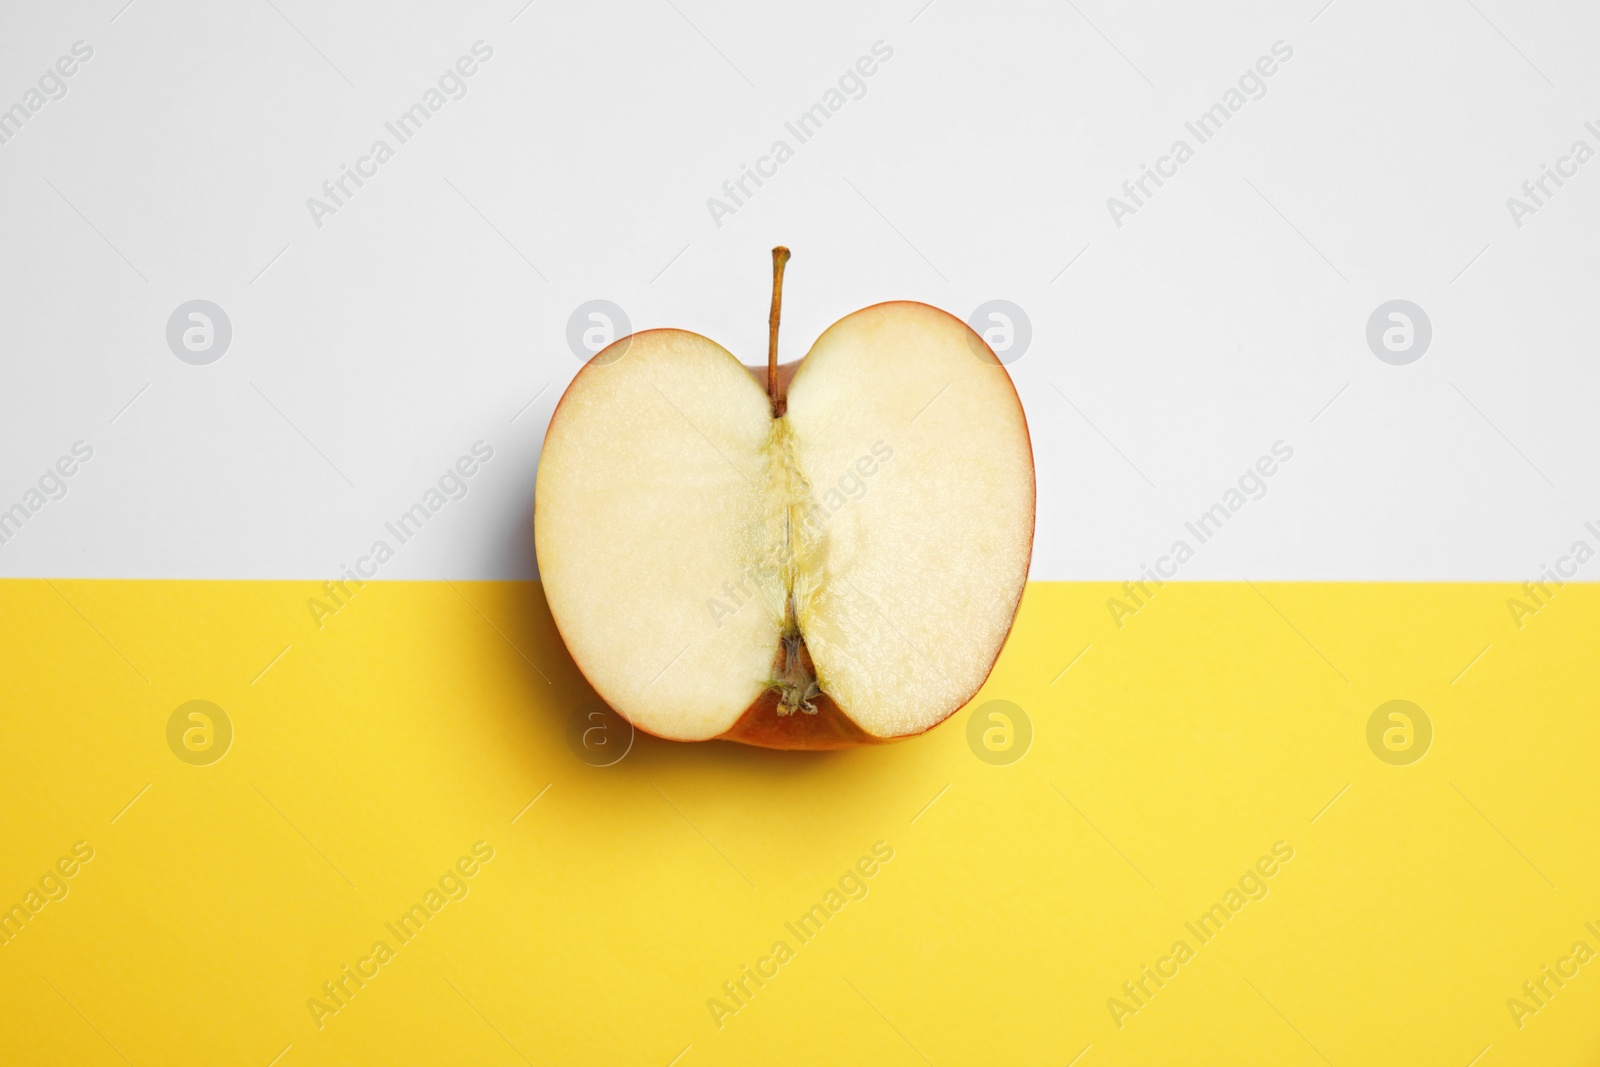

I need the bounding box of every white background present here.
[1,0,1595,581]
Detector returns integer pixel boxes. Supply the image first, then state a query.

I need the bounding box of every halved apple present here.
[535,250,1034,748]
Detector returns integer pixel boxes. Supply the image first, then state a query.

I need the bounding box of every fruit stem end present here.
[768,246,791,416]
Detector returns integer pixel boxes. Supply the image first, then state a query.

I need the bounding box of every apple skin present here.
[719,691,890,749]
[540,300,1035,750]
[747,358,803,416]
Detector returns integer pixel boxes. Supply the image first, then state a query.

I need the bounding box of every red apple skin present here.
[717,691,890,749]
[540,301,1036,750]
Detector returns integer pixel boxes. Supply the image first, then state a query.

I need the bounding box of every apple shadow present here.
[457,457,924,809]
[483,571,873,790]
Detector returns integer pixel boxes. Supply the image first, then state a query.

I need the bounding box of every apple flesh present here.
[535,292,1034,748]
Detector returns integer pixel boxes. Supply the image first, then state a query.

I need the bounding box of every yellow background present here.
[2,579,1596,1065]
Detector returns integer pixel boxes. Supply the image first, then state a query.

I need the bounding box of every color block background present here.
[3,580,1598,1065]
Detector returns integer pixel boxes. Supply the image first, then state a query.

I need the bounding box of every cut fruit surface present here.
[535,329,780,741]
[783,303,1035,739]
[535,297,1034,747]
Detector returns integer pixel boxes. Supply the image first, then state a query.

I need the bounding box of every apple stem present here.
[768,246,790,416]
